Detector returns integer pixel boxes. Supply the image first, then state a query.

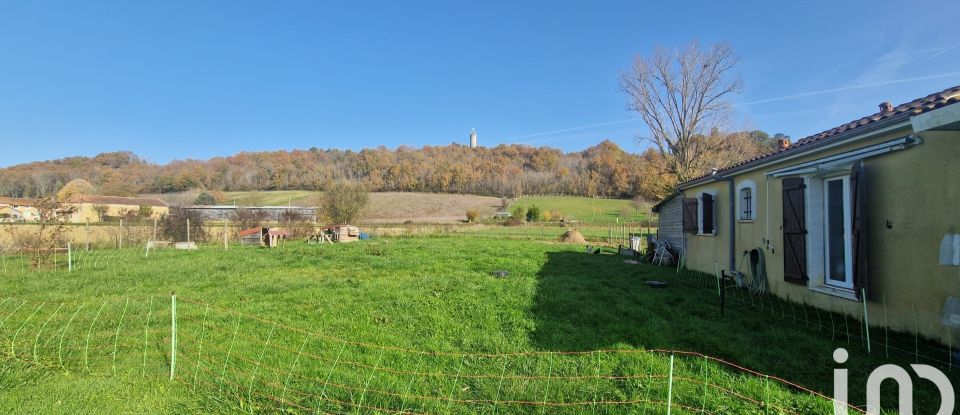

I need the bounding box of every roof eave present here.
[677,114,913,190]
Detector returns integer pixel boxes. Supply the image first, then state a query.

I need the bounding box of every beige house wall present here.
[682,126,960,345]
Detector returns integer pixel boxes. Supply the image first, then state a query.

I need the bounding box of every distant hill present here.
[0,141,649,199]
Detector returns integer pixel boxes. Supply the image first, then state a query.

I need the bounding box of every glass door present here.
[824,176,853,289]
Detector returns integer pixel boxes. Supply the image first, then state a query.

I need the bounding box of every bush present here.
[321,180,369,224]
[234,208,269,230]
[280,210,315,238]
[526,205,541,222]
[511,206,526,222]
[465,209,479,223]
[194,191,218,206]
[161,208,206,242]
[503,217,523,227]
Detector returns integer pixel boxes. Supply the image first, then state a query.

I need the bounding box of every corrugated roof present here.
[678,84,960,187]
[68,194,168,207]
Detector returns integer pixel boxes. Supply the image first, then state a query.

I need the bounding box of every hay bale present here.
[558,230,586,244]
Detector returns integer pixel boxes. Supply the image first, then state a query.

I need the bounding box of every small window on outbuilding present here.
[737,180,757,222]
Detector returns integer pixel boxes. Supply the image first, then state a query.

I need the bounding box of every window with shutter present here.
[682,198,698,233]
[782,177,808,284]
[701,193,715,234]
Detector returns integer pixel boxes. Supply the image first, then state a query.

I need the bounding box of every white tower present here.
[469,128,477,148]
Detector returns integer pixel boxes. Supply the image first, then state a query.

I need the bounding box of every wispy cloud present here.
[740,71,960,106]
[505,119,641,143]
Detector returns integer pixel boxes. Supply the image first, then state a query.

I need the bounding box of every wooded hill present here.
[0,135,779,201]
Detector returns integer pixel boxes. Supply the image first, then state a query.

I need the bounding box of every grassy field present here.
[143,190,652,224]
[511,196,651,224]
[0,238,950,414]
[144,191,503,224]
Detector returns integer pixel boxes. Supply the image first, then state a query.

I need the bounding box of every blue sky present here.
[1,1,958,167]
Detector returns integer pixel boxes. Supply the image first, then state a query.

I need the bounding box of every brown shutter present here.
[682,198,698,233]
[782,177,808,284]
[851,160,867,299]
[701,193,715,234]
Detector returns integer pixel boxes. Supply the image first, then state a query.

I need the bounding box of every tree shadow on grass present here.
[528,250,960,412]
[529,250,759,354]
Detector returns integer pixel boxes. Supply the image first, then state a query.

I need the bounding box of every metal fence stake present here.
[861,288,871,354]
[170,292,177,381]
[667,354,675,415]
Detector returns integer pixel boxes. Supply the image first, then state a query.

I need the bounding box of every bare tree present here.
[620,41,742,184]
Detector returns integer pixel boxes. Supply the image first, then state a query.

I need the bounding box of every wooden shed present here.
[651,192,684,256]
[239,227,290,248]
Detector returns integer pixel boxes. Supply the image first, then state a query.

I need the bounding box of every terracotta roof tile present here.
[679,84,960,186]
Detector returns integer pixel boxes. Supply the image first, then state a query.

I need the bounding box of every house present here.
[239,227,290,248]
[67,194,169,223]
[0,197,38,221]
[180,205,317,222]
[673,85,960,346]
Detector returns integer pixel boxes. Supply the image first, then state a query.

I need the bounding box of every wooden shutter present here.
[851,160,868,299]
[682,198,698,233]
[782,177,808,284]
[701,193,715,234]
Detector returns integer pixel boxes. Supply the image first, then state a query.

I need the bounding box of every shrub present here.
[234,208,269,230]
[526,205,541,222]
[511,206,526,222]
[321,180,369,224]
[542,211,554,222]
[161,207,206,242]
[465,209,479,223]
[280,210,315,238]
[194,191,218,206]
[503,217,523,227]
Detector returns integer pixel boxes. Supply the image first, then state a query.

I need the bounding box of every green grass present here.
[0,238,952,414]
[511,196,651,224]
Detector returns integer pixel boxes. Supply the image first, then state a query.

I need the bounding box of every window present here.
[823,176,853,289]
[698,191,716,235]
[737,180,757,221]
[803,172,856,298]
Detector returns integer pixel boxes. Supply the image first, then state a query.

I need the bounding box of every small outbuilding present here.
[239,227,290,248]
[318,224,361,243]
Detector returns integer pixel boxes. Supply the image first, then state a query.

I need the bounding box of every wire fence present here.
[670,263,959,371]
[0,294,859,414]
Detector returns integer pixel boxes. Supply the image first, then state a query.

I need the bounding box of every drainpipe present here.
[711,170,736,273]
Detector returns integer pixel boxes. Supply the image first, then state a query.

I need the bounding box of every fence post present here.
[186,219,191,244]
[153,217,158,241]
[862,288,871,354]
[85,220,90,250]
[68,243,72,273]
[667,354,674,415]
[170,292,177,381]
[119,219,124,249]
[223,221,228,250]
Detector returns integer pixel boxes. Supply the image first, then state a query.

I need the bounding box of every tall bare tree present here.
[620,41,742,186]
